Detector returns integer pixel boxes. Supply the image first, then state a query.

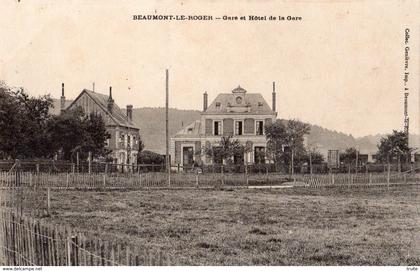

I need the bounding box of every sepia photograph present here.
[0,0,419,269]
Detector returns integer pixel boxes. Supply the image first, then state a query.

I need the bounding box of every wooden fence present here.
[0,171,419,189]
[0,211,170,266]
[299,173,420,188]
[0,172,293,189]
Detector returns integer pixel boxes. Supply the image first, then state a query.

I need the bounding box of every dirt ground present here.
[29,185,420,265]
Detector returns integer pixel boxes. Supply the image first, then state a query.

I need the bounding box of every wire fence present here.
[2,159,420,175]
[0,170,419,190]
[0,210,170,266]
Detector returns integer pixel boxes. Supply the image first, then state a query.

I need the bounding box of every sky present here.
[0,0,419,139]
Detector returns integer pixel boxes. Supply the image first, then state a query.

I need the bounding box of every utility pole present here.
[309,151,313,181]
[165,69,171,186]
[355,149,358,176]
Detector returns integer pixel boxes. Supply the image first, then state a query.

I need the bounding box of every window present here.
[115,131,120,148]
[127,135,131,147]
[214,121,222,135]
[235,120,243,135]
[256,120,264,135]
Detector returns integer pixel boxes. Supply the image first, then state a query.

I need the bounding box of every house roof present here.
[204,86,275,115]
[67,89,138,129]
[173,120,201,138]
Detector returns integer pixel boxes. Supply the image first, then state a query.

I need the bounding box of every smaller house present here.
[60,83,140,165]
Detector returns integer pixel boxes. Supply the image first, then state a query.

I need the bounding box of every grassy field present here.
[30,185,420,265]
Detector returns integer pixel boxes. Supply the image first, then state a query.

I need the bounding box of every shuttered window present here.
[214,121,222,135]
[235,121,243,135]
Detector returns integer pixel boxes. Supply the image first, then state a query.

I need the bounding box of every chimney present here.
[272,81,276,112]
[107,86,114,113]
[203,91,208,111]
[126,105,133,122]
[60,83,66,112]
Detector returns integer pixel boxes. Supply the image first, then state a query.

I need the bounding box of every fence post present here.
[387,163,390,191]
[47,188,51,215]
[15,159,21,187]
[221,165,225,187]
[332,174,335,185]
[195,171,199,188]
[67,234,72,266]
[245,164,249,188]
[29,173,33,187]
[66,173,69,189]
[103,174,106,188]
[70,234,78,266]
[369,173,372,186]
[76,152,80,173]
[88,152,92,174]
[139,172,142,187]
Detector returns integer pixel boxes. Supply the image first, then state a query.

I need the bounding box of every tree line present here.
[0,81,412,169]
[0,82,111,161]
[202,119,412,172]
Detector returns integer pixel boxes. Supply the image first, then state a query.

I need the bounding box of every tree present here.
[137,134,145,153]
[137,150,164,164]
[340,147,358,165]
[265,119,288,165]
[265,119,310,173]
[83,113,112,159]
[47,107,110,161]
[204,136,249,166]
[303,149,325,165]
[0,83,53,159]
[376,130,411,166]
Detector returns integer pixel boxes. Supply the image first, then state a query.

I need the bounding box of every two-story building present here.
[60,83,140,165]
[171,84,277,167]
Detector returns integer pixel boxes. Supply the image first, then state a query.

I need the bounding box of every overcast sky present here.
[0,0,419,138]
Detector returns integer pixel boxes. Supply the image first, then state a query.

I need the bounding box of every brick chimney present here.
[203,91,208,111]
[60,83,66,112]
[272,81,276,112]
[107,86,114,113]
[126,105,133,122]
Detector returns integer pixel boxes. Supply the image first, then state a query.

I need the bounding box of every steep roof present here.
[67,89,138,129]
[173,120,201,138]
[205,86,275,115]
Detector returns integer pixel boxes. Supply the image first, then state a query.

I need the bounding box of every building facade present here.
[60,83,140,165]
[171,84,277,167]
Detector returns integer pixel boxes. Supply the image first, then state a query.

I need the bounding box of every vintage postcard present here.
[0,0,419,269]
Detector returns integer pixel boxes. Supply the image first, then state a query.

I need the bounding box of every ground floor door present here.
[254,147,266,164]
[182,147,194,167]
[233,150,244,165]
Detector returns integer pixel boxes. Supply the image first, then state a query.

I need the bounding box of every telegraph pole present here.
[166,69,171,186]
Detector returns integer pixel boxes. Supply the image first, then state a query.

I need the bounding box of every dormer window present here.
[258,102,263,106]
[215,102,221,108]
